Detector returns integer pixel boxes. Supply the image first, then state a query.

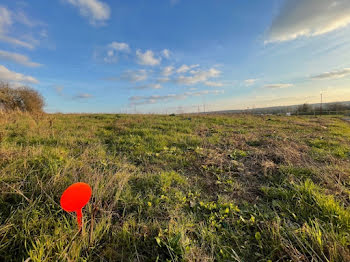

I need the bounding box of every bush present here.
[0,82,44,113]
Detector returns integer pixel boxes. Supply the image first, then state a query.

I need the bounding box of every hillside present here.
[210,101,350,115]
[0,113,350,261]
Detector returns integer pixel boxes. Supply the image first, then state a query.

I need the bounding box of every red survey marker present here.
[60,182,92,228]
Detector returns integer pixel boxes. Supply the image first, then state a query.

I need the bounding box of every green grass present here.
[0,112,350,261]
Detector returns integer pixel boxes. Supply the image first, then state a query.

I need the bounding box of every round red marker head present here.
[60,182,92,228]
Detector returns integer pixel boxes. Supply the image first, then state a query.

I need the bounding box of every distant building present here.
[286,112,291,116]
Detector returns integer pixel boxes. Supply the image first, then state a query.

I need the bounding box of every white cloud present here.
[129,89,223,105]
[245,79,258,86]
[108,42,130,52]
[161,66,174,77]
[176,64,199,74]
[162,49,171,59]
[136,49,161,66]
[0,65,38,84]
[0,6,33,48]
[264,83,293,89]
[15,11,35,27]
[0,6,44,49]
[0,6,12,33]
[120,69,148,82]
[176,68,221,85]
[311,68,350,80]
[65,0,111,26]
[134,83,163,90]
[14,11,45,28]
[0,50,41,67]
[74,93,93,99]
[177,65,190,74]
[103,52,117,63]
[205,81,224,87]
[267,0,350,43]
[0,35,34,49]
[104,42,130,63]
[150,83,162,89]
[190,90,224,96]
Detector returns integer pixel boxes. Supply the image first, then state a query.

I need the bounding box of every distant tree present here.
[326,103,348,112]
[297,103,312,113]
[0,82,44,113]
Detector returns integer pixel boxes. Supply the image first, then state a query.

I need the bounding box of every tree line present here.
[296,103,350,114]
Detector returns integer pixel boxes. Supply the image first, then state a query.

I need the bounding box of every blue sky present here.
[1,0,350,113]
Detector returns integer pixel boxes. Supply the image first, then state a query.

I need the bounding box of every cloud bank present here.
[264,83,293,89]
[0,50,41,67]
[0,65,38,85]
[312,68,350,80]
[267,0,350,42]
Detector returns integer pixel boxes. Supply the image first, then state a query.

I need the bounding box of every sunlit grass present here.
[0,112,350,261]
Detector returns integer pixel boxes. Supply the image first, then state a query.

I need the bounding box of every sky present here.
[1,0,350,113]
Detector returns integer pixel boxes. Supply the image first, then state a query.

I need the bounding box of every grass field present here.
[0,112,350,261]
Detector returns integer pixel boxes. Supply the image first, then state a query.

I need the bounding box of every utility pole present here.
[320,93,323,115]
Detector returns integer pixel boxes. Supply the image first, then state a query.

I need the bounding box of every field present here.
[0,112,350,261]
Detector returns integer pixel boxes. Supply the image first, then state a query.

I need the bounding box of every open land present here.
[0,113,350,261]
